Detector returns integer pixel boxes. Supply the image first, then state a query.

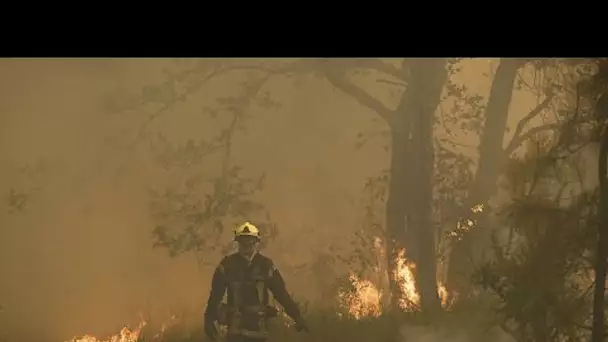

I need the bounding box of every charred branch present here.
[504,95,555,154]
[323,68,394,123]
[347,58,405,79]
[376,78,407,87]
[505,123,561,155]
[318,58,405,80]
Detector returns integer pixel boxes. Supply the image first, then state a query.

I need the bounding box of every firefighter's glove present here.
[294,316,309,332]
[204,319,218,340]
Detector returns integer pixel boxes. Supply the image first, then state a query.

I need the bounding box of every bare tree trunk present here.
[384,59,447,314]
[322,58,445,313]
[320,58,416,312]
[591,99,608,342]
[469,59,523,208]
[446,59,521,295]
[408,59,448,313]
[385,100,413,311]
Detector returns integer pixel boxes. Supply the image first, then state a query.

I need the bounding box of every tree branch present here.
[434,138,463,157]
[133,60,315,142]
[504,95,555,154]
[438,137,477,149]
[350,59,405,79]
[376,78,407,87]
[322,68,394,123]
[322,58,405,80]
[135,64,277,135]
[504,123,561,155]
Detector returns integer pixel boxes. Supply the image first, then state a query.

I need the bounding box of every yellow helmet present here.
[234,222,260,239]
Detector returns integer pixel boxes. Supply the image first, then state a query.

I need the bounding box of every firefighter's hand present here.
[294,317,309,332]
[204,320,218,340]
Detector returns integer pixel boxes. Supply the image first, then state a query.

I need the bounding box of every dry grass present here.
[133,298,512,342]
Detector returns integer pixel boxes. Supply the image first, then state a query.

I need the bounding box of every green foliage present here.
[475,195,596,341]
[148,125,273,261]
[471,59,608,342]
[111,60,283,262]
[441,69,487,135]
[150,164,269,258]
[337,173,387,272]
[434,142,476,227]
[474,116,600,341]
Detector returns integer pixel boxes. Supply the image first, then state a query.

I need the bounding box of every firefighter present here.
[204,222,308,342]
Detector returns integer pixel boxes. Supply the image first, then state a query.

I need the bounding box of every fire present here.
[449,204,484,240]
[64,319,147,342]
[339,243,451,318]
[394,248,419,309]
[471,203,484,213]
[437,283,451,308]
[340,204,483,317]
[339,274,383,318]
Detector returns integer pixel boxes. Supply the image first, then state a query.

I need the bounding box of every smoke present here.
[0,59,208,341]
[0,59,385,341]
[0,58,538,342]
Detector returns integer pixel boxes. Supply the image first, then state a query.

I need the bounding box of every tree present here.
[108,61,281,264]
[312,58,448,313]
[475,124,598,342]
[589,59,608,342]
[474,60,607,342]
[398,59,448,313]
[318,58,573,310]
[445,59,566,294]
[112,58,573,314]
[443,59,608,298]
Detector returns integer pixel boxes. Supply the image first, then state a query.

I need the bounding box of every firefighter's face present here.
[236,236,259,255]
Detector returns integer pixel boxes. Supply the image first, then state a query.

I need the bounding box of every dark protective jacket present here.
[204,252,302,338]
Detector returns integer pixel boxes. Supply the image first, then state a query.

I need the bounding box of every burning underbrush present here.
[335,205,485,319]
[63,256,452,342]
[62,244,453,342]
[337,241,453,319]
[64,321,146,342]
[65,321,146,342]
[62,208,486,342]
[63,314,182,342]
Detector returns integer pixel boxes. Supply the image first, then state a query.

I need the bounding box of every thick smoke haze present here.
[0,58,547,342]
[0,59,386,341]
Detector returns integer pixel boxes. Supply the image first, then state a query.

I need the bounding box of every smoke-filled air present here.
[1,58,608,342]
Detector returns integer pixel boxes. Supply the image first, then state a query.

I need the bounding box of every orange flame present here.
[64,319,147,342]
[338,274,383,318]
[394,248,419,309]
[339,240,452,318]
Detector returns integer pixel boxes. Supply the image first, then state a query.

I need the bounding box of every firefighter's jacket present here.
[204,252,301,338]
